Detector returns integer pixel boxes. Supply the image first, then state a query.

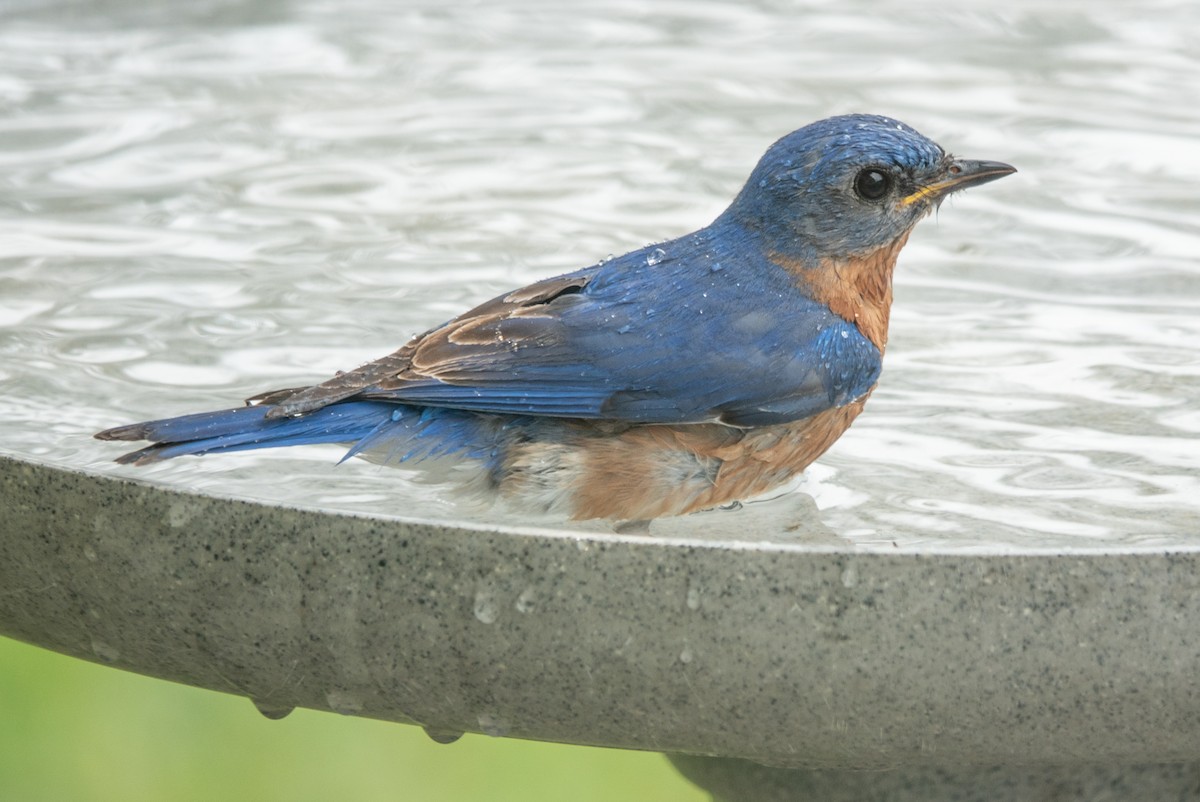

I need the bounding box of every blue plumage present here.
[108,400,495,468]
[97,114,1014,520]
[384,226,882,425]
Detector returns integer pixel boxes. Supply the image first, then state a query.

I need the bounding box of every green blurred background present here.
[0,637,707,801]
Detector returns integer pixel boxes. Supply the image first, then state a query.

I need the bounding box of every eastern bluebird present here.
[97,114,1014,522]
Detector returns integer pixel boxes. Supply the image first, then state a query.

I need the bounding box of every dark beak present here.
[902,159,1016,206]
[945,159,1017,190]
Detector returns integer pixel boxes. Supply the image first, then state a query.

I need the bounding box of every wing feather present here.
[260,234,882,427]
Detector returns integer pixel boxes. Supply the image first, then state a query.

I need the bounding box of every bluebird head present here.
[723,114,1015,263]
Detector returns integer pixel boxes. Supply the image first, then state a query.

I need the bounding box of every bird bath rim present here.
[4,449,1200,775]
[12,448,1195,557]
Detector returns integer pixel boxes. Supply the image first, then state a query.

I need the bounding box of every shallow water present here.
[2,0,1199,550]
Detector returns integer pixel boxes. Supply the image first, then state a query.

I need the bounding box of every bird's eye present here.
[854,168,891,202]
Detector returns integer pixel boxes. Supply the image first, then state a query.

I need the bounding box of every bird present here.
[96,114,1015,522]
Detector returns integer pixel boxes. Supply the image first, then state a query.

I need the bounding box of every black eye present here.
[854,168,892,201]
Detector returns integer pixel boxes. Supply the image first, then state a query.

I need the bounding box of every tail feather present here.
[96,401,442,466]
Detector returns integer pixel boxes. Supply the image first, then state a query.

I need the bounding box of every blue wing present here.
[263,223,882,428]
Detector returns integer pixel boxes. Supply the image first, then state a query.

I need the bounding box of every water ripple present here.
[0,0,1198,550]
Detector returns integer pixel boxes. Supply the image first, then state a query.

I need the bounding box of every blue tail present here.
[95,400,493,467]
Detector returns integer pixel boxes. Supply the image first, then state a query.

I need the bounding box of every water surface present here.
[2,0,1199,551]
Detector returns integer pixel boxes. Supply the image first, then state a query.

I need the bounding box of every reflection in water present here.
[1,0,1198,550]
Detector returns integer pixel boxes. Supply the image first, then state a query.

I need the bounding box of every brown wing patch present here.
[502,273,589,305]
[245,385,309,407]
[261,348,416,418]
[262,271,594,418]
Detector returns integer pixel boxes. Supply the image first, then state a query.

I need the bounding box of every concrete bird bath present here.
[4,452,1199,801]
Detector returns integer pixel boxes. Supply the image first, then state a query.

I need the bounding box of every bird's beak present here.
[901,159,1017,206]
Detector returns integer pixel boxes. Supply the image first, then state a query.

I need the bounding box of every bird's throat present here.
[771,234,907,353]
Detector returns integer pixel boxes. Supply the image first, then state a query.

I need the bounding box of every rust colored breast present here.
[566,399,868,520]
[770,234,908,353]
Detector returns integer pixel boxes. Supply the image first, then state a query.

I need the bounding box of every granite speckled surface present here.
[668,756,1200,802]
[3,453,1200,798]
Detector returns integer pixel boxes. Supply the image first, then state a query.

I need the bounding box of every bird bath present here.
[2,1,1200,800]
[5,454,1200,801]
